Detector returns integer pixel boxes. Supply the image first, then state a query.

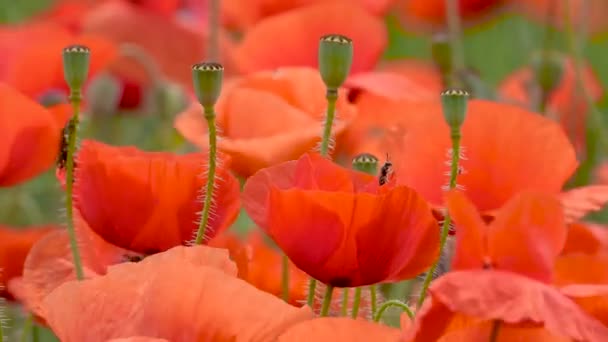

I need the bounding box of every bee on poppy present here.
[379,153,393,186]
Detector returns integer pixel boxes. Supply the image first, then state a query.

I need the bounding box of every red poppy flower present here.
[232,2,387,74]
[499,56,603,155]
[82,0,236,93]
[561,222,608,256]
[175,67,357,177]
[392,99,578,212]
[41,245,313,341]
[0,84,70,187]
[446,190,567,283]
[9,212,128,320]
[242,152,439,287]
[559,186,608,224]
[394,0,506,31]
[72,139,241,253]
[403,270,608,342]
[554,253,608,287]
[0,225,55,298]
[278,317,401,341]
[0,23,117,99]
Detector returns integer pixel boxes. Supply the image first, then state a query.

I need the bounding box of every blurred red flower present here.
[175,67,356,177]
[278,317,401,341]
[40,245,313,341]
[242,152,439,287]
[0,84,71,186]
[72,139,241,253]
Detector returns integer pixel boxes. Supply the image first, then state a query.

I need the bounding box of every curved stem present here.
[319,88,338,156]
[65,92,85,280]
[374,299,414,322]
[281,253,289,302]
[194,108,217,244]
[320,285,335,317]
[417,133,462,308]
[340,288,350,316]
[307,279,317,307]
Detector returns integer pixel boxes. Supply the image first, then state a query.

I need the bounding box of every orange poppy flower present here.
[9,212,128,320]
[278,317,401,341]
[40,245,313,341]
[0,84,70,187]
[403,270,608,342]
[232,2,387,75]
[561,222,608,256]
[72,139,241,253]
[394,0,506,31]
[174,67,357,177]
[512,0,608,36]
[499,56,603,155]
[242,152,439,287]
[221,0,396,30]
[82,0,236,92]
[559,186,608,224]
[0,225,55,298]
[553,253,608,286]
[392,99,578,212]
[0,23,117,99]
[446,190,567,283]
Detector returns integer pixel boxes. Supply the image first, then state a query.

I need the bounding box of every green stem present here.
[66,92,85,281]
[340,288,350,316]
[320,285,334,317]
[489,320,501,342]
[370,285,377,317]
[281,253,289,302]
[194,108,217,245]
[351,287,361,318]
[373,299,414,322]
[20,315,31,342]
[306,279,317,307]
[445,0,466,86]
[207,0,220,61]
[417,133,461,308]
[319,89,338,156]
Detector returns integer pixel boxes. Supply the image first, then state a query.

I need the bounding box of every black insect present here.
[123,254,145,263]
[378,153,393,186]
[57,120,72,170]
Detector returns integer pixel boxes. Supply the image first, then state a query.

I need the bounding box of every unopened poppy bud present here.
[352,153,379,176]
[86,73,122,117]
[192,62,223,112]
[531,52,564,95]
[441,89,469,132]
[318,34,353,90]
[63,45,91,91]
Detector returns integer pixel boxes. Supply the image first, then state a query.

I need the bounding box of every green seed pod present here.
[352,153,379,176]
[531,51,564,96]
[318,34,353,90]
[192,62,223,111]
[62,45,91,91]
[441,89,469,132]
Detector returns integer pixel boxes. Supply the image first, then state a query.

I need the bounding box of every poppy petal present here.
[277,317,400,341]
[445,190,487,270]
[561,284,608,327]
[554,254,608,286]
[234,2,386,74]
[562,222,608,255]
[560,186,608,223]
[488,191,567,282]
[41,245,313,341]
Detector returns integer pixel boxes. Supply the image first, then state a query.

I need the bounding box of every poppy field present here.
[3,0,608,341]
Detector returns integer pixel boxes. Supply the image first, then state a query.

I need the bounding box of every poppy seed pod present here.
[62,45,91,91]
[352,153,379,176]
[441,89,469,132]
[318,34,353,89]
[192,62,223,113]
[531,52,564,96]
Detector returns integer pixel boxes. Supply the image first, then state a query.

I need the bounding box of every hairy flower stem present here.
[307,88,339,306]
[340,288,350,316]
[370,285,378,317]
[319,88,338,156]
[281,254,289,302]
[374,299,414,322]
[65,91,85,281]
[320,285,335,317]
[194,107,217,244]
[351,287,361,318]
[417,130,462,308]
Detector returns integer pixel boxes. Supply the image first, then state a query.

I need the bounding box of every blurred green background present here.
[1,1,607,341]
